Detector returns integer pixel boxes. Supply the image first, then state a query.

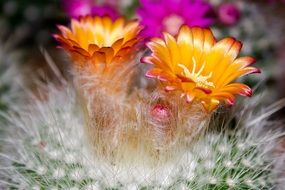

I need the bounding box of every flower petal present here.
[201,98,220,112]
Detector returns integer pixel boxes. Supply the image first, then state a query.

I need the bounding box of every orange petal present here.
[141,56,154,64]
[57,25,73,38]
[209,39,242,82]
[220,66,260,86]
[203,28,216,51]
[111,39,124,53]
[165,86,177,91]
[233,56,256,68]
[201,99,220,112]
[210,92,236,105]
[204,37,241,76]
[176,74,195,83]
[91,51,106,64]
[148,43,174,71]
[163,32,180,67]
[150,37,166,46]
[123,38,139,48]
[219,83,252,97]
[115,47,131,57]
[157,73,175,82]
[145,68,162,78]
[72,46,90,57]
[177,26,194,68]
[99,47,114,64]
[191,27,205,61]
[88,44,100,55]
[194,87,212,94]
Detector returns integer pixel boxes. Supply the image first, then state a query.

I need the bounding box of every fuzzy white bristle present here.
[0,80,285,189]
[226,178,236,187]
[36,166,47,175]
[52,168,66,179]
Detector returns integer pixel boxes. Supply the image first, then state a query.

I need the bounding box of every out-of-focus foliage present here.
[0,0,63,45]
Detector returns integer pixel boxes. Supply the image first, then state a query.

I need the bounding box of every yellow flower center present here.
[178,58,215,89]
[163,14,184,35]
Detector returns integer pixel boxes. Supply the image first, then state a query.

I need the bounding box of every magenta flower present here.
[63,0,92,18]
[218,3,240,25]
[137,0,215,38]
[62,0,119,20]
[91,5,119,20]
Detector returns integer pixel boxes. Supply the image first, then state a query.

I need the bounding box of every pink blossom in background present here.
[137,0,215,38]
[104,0,118,7]
[91,5,119,20]
[218,3,240,25]
[63,0,119,19]
[63,0,92,18]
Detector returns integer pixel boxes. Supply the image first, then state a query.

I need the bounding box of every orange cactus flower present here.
[54,16,143,68]
[142,25,260,112]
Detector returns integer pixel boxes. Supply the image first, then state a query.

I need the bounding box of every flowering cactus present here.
[0,15,284,189]
[1,84,284,189]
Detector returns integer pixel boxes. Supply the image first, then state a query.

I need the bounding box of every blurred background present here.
[0,0,285,113]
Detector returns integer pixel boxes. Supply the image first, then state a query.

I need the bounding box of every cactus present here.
[1,83,284,189]
[1,14,284,190]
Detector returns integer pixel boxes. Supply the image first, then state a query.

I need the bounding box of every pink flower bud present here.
[151,104,171,123]
[218,3,240,25]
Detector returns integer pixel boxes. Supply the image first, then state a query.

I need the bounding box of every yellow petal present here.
[201,99,220,112]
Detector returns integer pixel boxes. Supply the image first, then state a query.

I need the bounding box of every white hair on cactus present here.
[0,79,285,189]
[0,34,23,109]
[0,47,285,189]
